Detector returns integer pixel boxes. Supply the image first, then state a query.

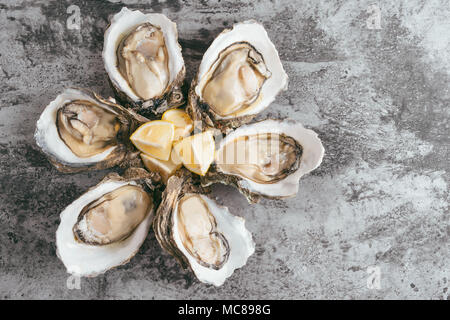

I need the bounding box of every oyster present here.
[103,7,185,115]
[153,171,255,286]
[216,133,302,184]
[188,21,288,132]
[56,172,156,277]
[57,101,121,159]
[203,119,324,203]
[200,43,271,117]
[73,185,151,245]
[175,194,230,270]
[35,88,146,173]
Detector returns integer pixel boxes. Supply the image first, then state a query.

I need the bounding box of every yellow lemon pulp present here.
[130,120,174,161]
[161,109,194,141]
[140,152,182,183]
[173,131,215,176]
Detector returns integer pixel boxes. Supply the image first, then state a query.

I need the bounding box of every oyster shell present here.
[188,21,288,132]
[56,172,157,277]
[203,119,324,203]
[35,88,146,173]
[153,171,255,286]
[103,7,185,115]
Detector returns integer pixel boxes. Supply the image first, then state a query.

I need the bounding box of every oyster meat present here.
[175,194,230,269]
[35,88,145,172]
[188,21,287,131]
[57,100,120,158]
[73,185,151,245]
[204,119,324,203]
[200,43,271,117]
[56,173,155,277]
[117,23,169,101]
[215,133,302,184]
[153,172,254,286]
[103,7,185,113]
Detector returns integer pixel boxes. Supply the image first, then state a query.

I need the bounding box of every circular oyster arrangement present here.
[35,8,324,286]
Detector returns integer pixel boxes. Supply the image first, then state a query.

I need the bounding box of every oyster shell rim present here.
[56,173,155,278]
[102,7,186,111]
[153,170,255,286]
[203,119,325,202]
[34,88,145,173]
[172,193,254,286]
[189,20,288,128]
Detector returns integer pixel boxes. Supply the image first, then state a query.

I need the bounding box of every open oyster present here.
[188,21,288,132]
[73,185,151,246]
[103,7,185,115]
[56,172,157,277]
[35,88,146,173]
[203,119,324,203]
[153,171,255,286]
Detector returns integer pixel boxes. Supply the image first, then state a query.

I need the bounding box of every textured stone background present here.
[0,0,448,299]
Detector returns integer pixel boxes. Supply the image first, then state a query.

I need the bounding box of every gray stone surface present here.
[0,0,448,300]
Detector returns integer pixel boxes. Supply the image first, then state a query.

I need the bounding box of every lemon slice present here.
[170,146,182,166]
[130,120,174,161]
[161,109,194,141]
[141,153,182,183]
[173,131,215,176]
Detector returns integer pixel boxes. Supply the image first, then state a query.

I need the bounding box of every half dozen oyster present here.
[35,7,324,286]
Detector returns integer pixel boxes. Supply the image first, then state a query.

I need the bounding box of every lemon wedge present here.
[140,153,182,183]
[161,109,194,141]
[173,131,215,176]
[170,145,182,166]
[130,120,174,161]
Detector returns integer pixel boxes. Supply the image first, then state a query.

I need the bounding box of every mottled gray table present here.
[0,0,448,300]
